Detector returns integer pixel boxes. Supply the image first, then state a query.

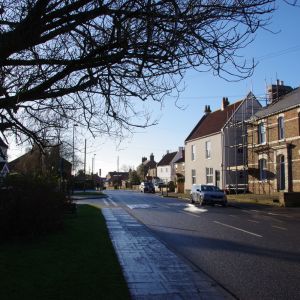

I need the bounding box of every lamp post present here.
[72,124,78,176]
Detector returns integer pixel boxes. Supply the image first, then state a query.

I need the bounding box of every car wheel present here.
[199,196,204,206]
[190,195,195,204]
[222,202,227,207]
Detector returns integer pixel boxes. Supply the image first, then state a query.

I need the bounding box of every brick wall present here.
[247,107,300,194]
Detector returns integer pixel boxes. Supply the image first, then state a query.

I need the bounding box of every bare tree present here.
[0,0,276,146]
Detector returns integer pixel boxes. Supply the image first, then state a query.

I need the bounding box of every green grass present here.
[0,205,131,300]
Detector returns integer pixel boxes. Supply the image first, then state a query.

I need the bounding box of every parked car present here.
[140,181,155,193]
[190,184,227,206]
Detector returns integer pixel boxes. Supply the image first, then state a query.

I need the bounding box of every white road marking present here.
[248,219,260,223]
[272,225,287,230]
[229,214,239,218]
[182,211,201,218]
[251,210,261,213]
[127,204,155,209]
[103,199,109,206]
[213,221,263,238]
[184,204,207,213]
[267,212,280,216]
[109,199,117,206]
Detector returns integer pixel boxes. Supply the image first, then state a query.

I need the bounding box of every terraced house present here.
[185,94,261,193]
[247,82,300,195]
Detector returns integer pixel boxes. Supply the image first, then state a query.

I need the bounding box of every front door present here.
[278,155,285,190]
[215,170,220,188]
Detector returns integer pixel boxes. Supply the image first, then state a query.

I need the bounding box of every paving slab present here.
[102,208,233,300]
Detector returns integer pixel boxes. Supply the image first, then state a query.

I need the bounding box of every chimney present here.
[150,153,154,161]
[267,80,293,103]
[204,105,211,115]
[221,97,229,110]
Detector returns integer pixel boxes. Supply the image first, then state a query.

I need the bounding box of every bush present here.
[0,174,66,241]
[168,181,175,192]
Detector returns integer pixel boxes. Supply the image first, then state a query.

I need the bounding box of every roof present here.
[185,100,243,142]
[173,151,185,164]
[142,160,157,169]
[0,137,8,148]
[253,87,300,119]
[157,152,177,166]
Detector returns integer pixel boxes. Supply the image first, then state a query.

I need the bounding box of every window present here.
[206,168,213,184]
[278,116,285,140]
[205,141,211,158]
[191,145,196,161]
[161,168,163,172]
[258,122,266,144]
[192,169,196,184]
[259,159,267,181]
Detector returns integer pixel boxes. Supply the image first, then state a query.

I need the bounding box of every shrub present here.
[168,181,175,192]
[0,174,66,241]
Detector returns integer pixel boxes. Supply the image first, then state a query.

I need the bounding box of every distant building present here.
[137,154,157,180]
[157,151,177,183]
[105,171,129,187]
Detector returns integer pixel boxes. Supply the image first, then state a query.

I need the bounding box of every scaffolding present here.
[222,93,264,194]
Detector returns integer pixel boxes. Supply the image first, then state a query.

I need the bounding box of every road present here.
[78,190,300,300]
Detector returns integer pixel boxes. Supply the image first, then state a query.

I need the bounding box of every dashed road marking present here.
[248,219,260,223]
[272,225,287,230]
[214,221,263,238]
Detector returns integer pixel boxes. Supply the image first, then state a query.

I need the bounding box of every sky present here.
[7,2,300,177]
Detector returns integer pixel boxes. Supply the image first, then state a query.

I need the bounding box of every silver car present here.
[190,184,227,206]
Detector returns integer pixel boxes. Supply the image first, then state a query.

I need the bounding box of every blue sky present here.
[8,3,300,176]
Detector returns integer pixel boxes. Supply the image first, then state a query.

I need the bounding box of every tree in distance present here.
[0,0,278,146]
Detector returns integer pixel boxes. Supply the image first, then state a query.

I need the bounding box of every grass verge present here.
[0,205,130,300]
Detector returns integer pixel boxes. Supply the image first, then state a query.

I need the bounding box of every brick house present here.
[137,154,157,179]
[185,93,261,193]
[247,82,300,194]
[105,171,129,188]
[8,145,72,179]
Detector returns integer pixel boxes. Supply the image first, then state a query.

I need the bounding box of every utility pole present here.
[72,124,78,176]
[84,139,86,191]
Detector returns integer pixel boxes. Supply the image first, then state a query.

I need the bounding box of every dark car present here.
[190,184,227,206]
[140,181,155,193]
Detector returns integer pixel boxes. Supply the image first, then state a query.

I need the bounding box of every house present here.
[8,145,72,179]
[173,147,185,177]
[173,148,185,193]
[0,137,9,180]
[247,81,300,195]
[156,151,177,183]
[105,171,129,188]
[185,93,261,193]
[137,154,157,180]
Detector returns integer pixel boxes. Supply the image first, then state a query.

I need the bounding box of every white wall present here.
[185,133,222,192]
[157,165,172,183]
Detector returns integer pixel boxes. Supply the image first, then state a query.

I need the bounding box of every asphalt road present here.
[79,190,300,300]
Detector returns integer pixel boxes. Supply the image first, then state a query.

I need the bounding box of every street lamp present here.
[72,124,78,176]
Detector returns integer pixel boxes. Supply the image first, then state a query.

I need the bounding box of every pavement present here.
[102,207,233,300]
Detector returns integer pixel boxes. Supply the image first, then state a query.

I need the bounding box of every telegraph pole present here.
[83,139,86,191]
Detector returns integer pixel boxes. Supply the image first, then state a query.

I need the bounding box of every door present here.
[215,170,220,188]
[278,155,285,190]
